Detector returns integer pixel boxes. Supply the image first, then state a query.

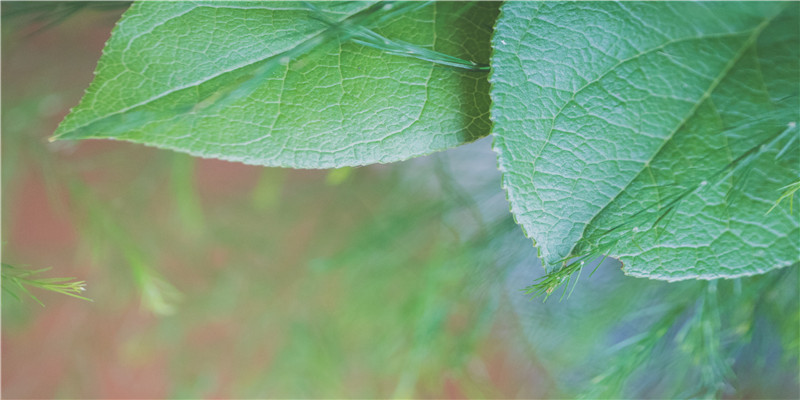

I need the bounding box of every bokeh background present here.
[2,3,798,399]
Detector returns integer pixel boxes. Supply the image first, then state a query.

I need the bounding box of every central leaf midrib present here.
[526,29,769,194]
[566,13,779,262]
[53,3,379,140]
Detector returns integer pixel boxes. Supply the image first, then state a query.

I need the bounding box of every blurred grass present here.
[1,6,512,396]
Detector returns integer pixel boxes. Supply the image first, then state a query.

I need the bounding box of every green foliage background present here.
[2,2,799,399]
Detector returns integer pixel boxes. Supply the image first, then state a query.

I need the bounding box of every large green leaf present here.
[52,1,497,168]
[491,2,799,280]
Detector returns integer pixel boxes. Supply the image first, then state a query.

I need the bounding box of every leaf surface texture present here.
[53,1,497,168]
[491,2,799,279]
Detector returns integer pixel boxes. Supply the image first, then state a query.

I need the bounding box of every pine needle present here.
[767,180,800,215]
[1,263,92,305]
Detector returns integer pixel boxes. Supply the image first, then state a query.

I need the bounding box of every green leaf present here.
[52,1,497,168]
[491,2,799,280]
